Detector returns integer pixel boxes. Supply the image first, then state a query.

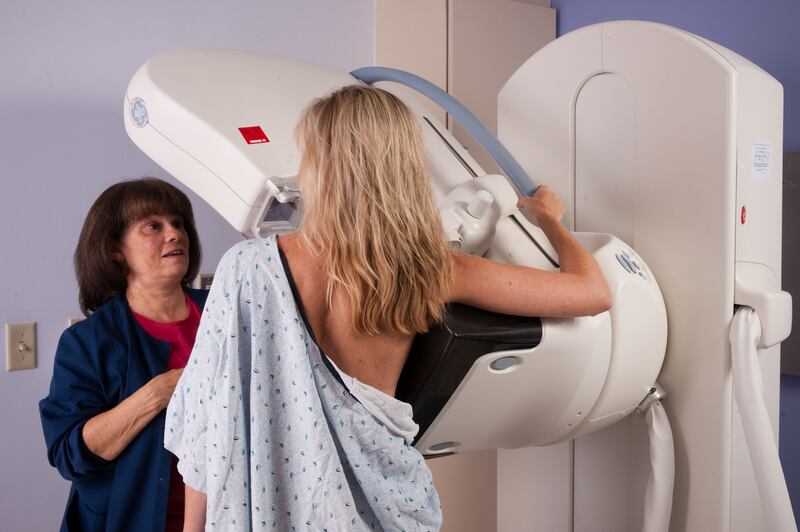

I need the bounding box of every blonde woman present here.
[166,86,611,531]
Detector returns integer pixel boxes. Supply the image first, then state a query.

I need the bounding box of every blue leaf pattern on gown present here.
[165,236,442,531]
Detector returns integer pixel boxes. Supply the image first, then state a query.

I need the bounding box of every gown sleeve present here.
[164,242,249,493]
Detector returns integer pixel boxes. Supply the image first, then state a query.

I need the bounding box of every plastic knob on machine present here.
[440,208,464,250]
[467,190,494,219]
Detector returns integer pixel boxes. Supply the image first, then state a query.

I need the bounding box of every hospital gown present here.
[165,236,442,531]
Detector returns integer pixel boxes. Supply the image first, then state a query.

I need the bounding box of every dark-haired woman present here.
[40,177,208,532]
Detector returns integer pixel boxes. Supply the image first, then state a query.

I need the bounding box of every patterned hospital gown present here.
[164,236,442,531]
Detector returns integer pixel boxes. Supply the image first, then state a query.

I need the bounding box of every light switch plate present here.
[5,322,37,371]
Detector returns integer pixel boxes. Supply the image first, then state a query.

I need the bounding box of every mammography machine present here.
[124,21,793,532]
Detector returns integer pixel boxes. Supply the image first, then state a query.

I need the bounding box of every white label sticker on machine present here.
[751,141,771,180]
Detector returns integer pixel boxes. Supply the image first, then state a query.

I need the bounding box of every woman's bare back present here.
[278,234,414,397]
[276,185,615,399]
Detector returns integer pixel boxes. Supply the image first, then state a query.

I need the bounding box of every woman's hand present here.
[82,368,184,461]
[145,368,184,410]
[516,185,565,225]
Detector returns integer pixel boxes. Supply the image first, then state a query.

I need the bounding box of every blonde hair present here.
[296,85,452,335]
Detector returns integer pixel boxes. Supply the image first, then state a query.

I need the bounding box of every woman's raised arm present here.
[448,186,612,318]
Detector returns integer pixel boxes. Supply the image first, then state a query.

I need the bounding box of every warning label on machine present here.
[751,141,771,181]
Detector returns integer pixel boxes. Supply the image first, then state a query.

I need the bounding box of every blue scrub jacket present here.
[40,288,208,532]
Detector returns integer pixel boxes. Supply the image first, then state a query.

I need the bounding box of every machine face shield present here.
[254,177,303,236]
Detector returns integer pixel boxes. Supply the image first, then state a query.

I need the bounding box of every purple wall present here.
[549,0,800,150]
[0,1,373,530]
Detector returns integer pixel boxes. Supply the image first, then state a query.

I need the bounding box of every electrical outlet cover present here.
[5,322,37,371]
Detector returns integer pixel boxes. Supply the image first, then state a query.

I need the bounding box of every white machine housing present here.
[125,50,355,236]
[125,49,667,454]
[496,21,791,532]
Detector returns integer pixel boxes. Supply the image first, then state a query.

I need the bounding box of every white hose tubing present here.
[730,306,797,532]
[642,401,674,532]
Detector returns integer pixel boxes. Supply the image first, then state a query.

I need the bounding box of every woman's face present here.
[117,213,189,289]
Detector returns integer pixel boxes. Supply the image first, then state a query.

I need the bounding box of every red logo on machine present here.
[741,206,747,224]
[238,126,270,144]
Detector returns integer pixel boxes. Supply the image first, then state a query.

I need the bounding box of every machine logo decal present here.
[741,206,747,224]
[130,98,148,128]
[616,249,648,280]
[238,126,270,145]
